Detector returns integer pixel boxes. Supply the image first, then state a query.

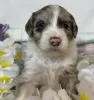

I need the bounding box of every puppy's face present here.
[25,5,78,52]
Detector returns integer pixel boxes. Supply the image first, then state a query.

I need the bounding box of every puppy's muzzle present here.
[50,37,61,46]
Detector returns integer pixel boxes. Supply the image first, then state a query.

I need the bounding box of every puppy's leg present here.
[15,82,36,100]
[59,71,78,99]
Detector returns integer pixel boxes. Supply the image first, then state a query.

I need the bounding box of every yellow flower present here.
[0,76,11,84]
[15,51,22,60]
[0,88,8,93]
[80,93,90,100]
[0,51,6,57]
[0,60,13,68]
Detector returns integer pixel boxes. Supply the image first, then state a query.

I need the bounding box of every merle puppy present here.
[15,5,78,100]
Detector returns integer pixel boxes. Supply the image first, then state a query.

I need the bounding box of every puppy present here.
[15,5,78,100]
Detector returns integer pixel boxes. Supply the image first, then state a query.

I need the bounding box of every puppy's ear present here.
[25,13,35,37]
[72,21,78,38]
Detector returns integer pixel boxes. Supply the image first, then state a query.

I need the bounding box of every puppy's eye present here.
[36,21,45,29]
[63,22,70,29]
[58,19,72,30]
[35,21,46,32]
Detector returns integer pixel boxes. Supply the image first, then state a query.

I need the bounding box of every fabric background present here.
[0,0,94,32]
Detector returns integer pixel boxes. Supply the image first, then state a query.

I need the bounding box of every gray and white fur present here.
[15,5,78,100]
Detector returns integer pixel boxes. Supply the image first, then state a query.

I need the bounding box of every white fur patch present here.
[52,6,59,27]
[39,7,69,52]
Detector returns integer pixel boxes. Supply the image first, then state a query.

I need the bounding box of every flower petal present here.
[77,60,89,71]
[0,83,14,90]
[4,47,16,57]
[84,76,93,85]
[80,93,90,100]
[15,50,22,60]
[0,51,6,57]
[0,60,13,68]
[0,71,4,76]
[78,69,93,81]
[43,89,59,100]
[1,54,14,64]
[3,38,14,46]
[0,42,5,50]
[0,76,11,84]
[0,88,9,93]
[58,89,72,100]
[87,64,94,74]
[77,80,94,100]
[4,64,19,77]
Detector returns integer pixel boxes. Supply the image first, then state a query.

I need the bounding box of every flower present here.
[14,50,22,60]
[0,38,15,56]
[80,93,90,100]
[43,89,72,100]
[77,76,94,100]
[77,54,94,100]
[0,38,14,49]
[0,38,20,99]
[0,56,13,70]
[0,38,16,69]
[0,76,11,84]
[0,64,19,78]
[28,88,72,100]
[0,88,9,93]
[77,55,94,71]
[0,51,6,57]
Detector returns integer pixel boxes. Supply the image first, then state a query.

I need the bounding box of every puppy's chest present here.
[38,61,74,89]
[33,55,73,69]
[31,56,74,82]
[39,67,61,88]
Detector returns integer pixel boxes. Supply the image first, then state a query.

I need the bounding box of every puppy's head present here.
[25,5,78,52]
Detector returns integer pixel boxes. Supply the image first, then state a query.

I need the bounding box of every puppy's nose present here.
[50,37,61,46]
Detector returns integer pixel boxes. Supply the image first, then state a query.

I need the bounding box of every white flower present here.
[0,38,21,68]
[0,83,14,90]
[0,38,14,50]
[78,69,94,81]
[0,38,20,98]
[0,54,14,68]
[77,76,94,100]
[28,89,72,100]
[0,38,15,57]
[77,55,94,71]
[0,64,19,78]
[44,89,72,100]
[77,54,94,100]
[77,56,94,81]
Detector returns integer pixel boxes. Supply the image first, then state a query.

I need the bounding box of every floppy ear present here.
[25,13,36,37]
[72,21,78,38]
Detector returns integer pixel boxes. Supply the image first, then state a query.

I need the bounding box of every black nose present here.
[50,37,61,46]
